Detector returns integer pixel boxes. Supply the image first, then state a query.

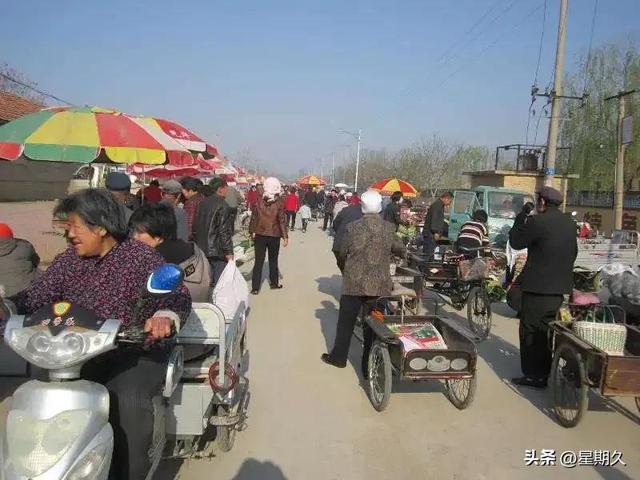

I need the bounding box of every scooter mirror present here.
[146,264,184,296]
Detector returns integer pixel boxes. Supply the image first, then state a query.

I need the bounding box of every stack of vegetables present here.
[233,238,254,265]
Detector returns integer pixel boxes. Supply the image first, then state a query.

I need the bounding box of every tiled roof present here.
[0,91,43,122]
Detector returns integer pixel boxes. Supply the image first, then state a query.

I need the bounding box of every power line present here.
[389,0,514,109]
[433,0,505,65]
[525,0,548,146]
[0,71,73,106]
[434,2,545,89]
[436,0,518,69]
[533,0,548,86]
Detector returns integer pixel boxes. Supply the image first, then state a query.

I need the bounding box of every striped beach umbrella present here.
[0,106,198,166]
[369,178,418,197]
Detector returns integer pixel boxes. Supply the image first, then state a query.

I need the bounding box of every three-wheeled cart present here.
[549,313,640,427]
[166,302,250,456]
[407,247,493,340]
[362,313,478,412]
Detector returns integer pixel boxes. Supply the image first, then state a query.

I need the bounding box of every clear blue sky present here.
[1,0,638,175]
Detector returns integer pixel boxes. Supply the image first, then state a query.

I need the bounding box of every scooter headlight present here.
[67,442,111,480]
[6,409,91,477]
[8,327,108,369]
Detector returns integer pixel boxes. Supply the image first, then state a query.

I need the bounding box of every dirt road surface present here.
[1,216,638,479]
[157,224,639,480]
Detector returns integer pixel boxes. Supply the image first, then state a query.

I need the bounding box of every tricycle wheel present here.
[467,286,491,340]
[215,405,237,452]
[367,340,392,412]
[444,374,477,409]
[550,342,588,428]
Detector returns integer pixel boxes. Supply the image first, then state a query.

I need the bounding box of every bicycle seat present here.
[570,290,600,306]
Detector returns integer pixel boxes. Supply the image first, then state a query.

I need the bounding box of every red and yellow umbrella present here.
[0,106,198,166]
[370,178,418,197]
[298,174,326,186]
[149,117,222,159]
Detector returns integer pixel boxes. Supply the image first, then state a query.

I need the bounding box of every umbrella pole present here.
[142,165,145,205]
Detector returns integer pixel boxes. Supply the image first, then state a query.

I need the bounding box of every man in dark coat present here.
[509,186,577,388]
[322,190,406,370]
[382,191,403,231]
[194,177,234,285]
[105,172,139,223]
[0,223,40,297]
[422,191,452,259]
[303,187,318,209]
[332,203,363,272]
[322,189,338,231]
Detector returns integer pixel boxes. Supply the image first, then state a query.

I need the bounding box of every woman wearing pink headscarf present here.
[249,177,289,294]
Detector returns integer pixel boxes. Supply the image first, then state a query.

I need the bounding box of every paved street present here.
[154,222,639,480]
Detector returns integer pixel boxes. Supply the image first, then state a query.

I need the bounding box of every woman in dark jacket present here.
[130,203,211,302]
[249,177,288,294]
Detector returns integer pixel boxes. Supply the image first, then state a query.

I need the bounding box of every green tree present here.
[562,42,640,191]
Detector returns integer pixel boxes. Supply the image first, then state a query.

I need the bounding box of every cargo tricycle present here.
[361,312,478,412]
[549,305,640,428]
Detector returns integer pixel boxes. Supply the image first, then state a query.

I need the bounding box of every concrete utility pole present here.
[544,0,569,187]
[331,152,335,186]
[606,89,636,229]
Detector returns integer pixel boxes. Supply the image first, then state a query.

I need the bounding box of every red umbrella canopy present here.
[151,118,222,159]
[369,178,418,197]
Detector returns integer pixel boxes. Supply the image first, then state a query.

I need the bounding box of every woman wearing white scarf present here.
[249,177,288,294]
[263,177,282,202]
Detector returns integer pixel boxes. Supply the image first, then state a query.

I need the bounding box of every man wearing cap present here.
[0,223,40,297]
[322,190,406,371]
[105,171,139,223]
[509,186,577,389]
[160,180,189,241]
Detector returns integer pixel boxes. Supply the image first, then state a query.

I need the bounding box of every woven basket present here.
[572,321,627,356]
[458,258,489,281]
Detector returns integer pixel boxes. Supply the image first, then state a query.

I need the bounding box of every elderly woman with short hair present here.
[10,188,191,479]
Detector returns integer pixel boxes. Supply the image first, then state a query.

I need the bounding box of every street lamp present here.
[340,128,361,192]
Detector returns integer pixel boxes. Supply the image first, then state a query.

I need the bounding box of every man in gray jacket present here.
[0,223,40,297]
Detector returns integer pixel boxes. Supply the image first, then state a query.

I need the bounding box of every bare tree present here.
[0,64,45,104]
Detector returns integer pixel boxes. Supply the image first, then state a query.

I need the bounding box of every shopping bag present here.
[211,261,249,320]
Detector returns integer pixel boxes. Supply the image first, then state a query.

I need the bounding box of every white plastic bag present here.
[211,261,250,319]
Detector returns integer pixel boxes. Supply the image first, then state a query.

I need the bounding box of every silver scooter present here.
[1,263,250,480]
[0,264,185,480]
